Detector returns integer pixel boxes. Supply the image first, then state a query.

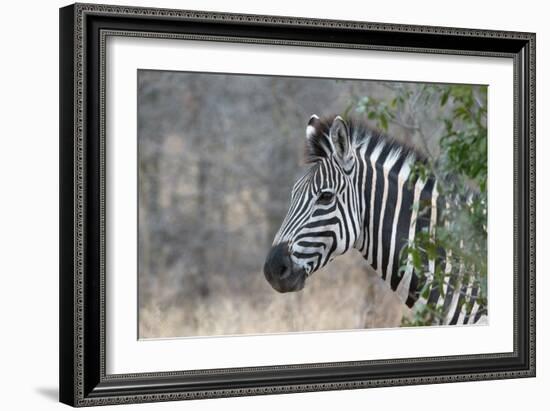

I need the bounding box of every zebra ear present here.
[306,114,321,140]
[329,116,353,166]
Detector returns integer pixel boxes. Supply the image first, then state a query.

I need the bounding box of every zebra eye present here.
[317,191,335,205]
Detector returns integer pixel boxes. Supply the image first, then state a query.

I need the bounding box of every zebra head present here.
[264,115,362,293]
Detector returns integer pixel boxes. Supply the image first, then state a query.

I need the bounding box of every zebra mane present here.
[304,115,425,167]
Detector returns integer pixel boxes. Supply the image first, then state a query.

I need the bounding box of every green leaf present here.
[379,114,388,131]
[440,90,450,106]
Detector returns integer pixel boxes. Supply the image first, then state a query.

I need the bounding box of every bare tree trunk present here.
[195,156,210,297]
[362,269,379,328]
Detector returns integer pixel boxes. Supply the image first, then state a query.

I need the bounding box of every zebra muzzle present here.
[263,242,306,293]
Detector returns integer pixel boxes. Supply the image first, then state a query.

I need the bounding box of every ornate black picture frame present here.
[59,3,535,407]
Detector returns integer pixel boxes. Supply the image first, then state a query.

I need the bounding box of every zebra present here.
[263,114,487,326]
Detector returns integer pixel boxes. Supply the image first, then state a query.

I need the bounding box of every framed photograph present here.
[59,3,536,406]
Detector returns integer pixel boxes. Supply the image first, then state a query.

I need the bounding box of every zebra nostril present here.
[264,242,293,280]
[279,264,292,280]
[279,259,292,280]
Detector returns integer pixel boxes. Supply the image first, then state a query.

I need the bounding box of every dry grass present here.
[139,251,411,339]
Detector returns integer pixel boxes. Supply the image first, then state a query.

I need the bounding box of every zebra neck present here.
[353,143,437,308]
[349,140,487,325]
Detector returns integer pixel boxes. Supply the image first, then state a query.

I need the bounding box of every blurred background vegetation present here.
[137,70,487,338]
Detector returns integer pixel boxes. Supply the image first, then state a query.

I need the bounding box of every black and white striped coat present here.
[263,114,487,326]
